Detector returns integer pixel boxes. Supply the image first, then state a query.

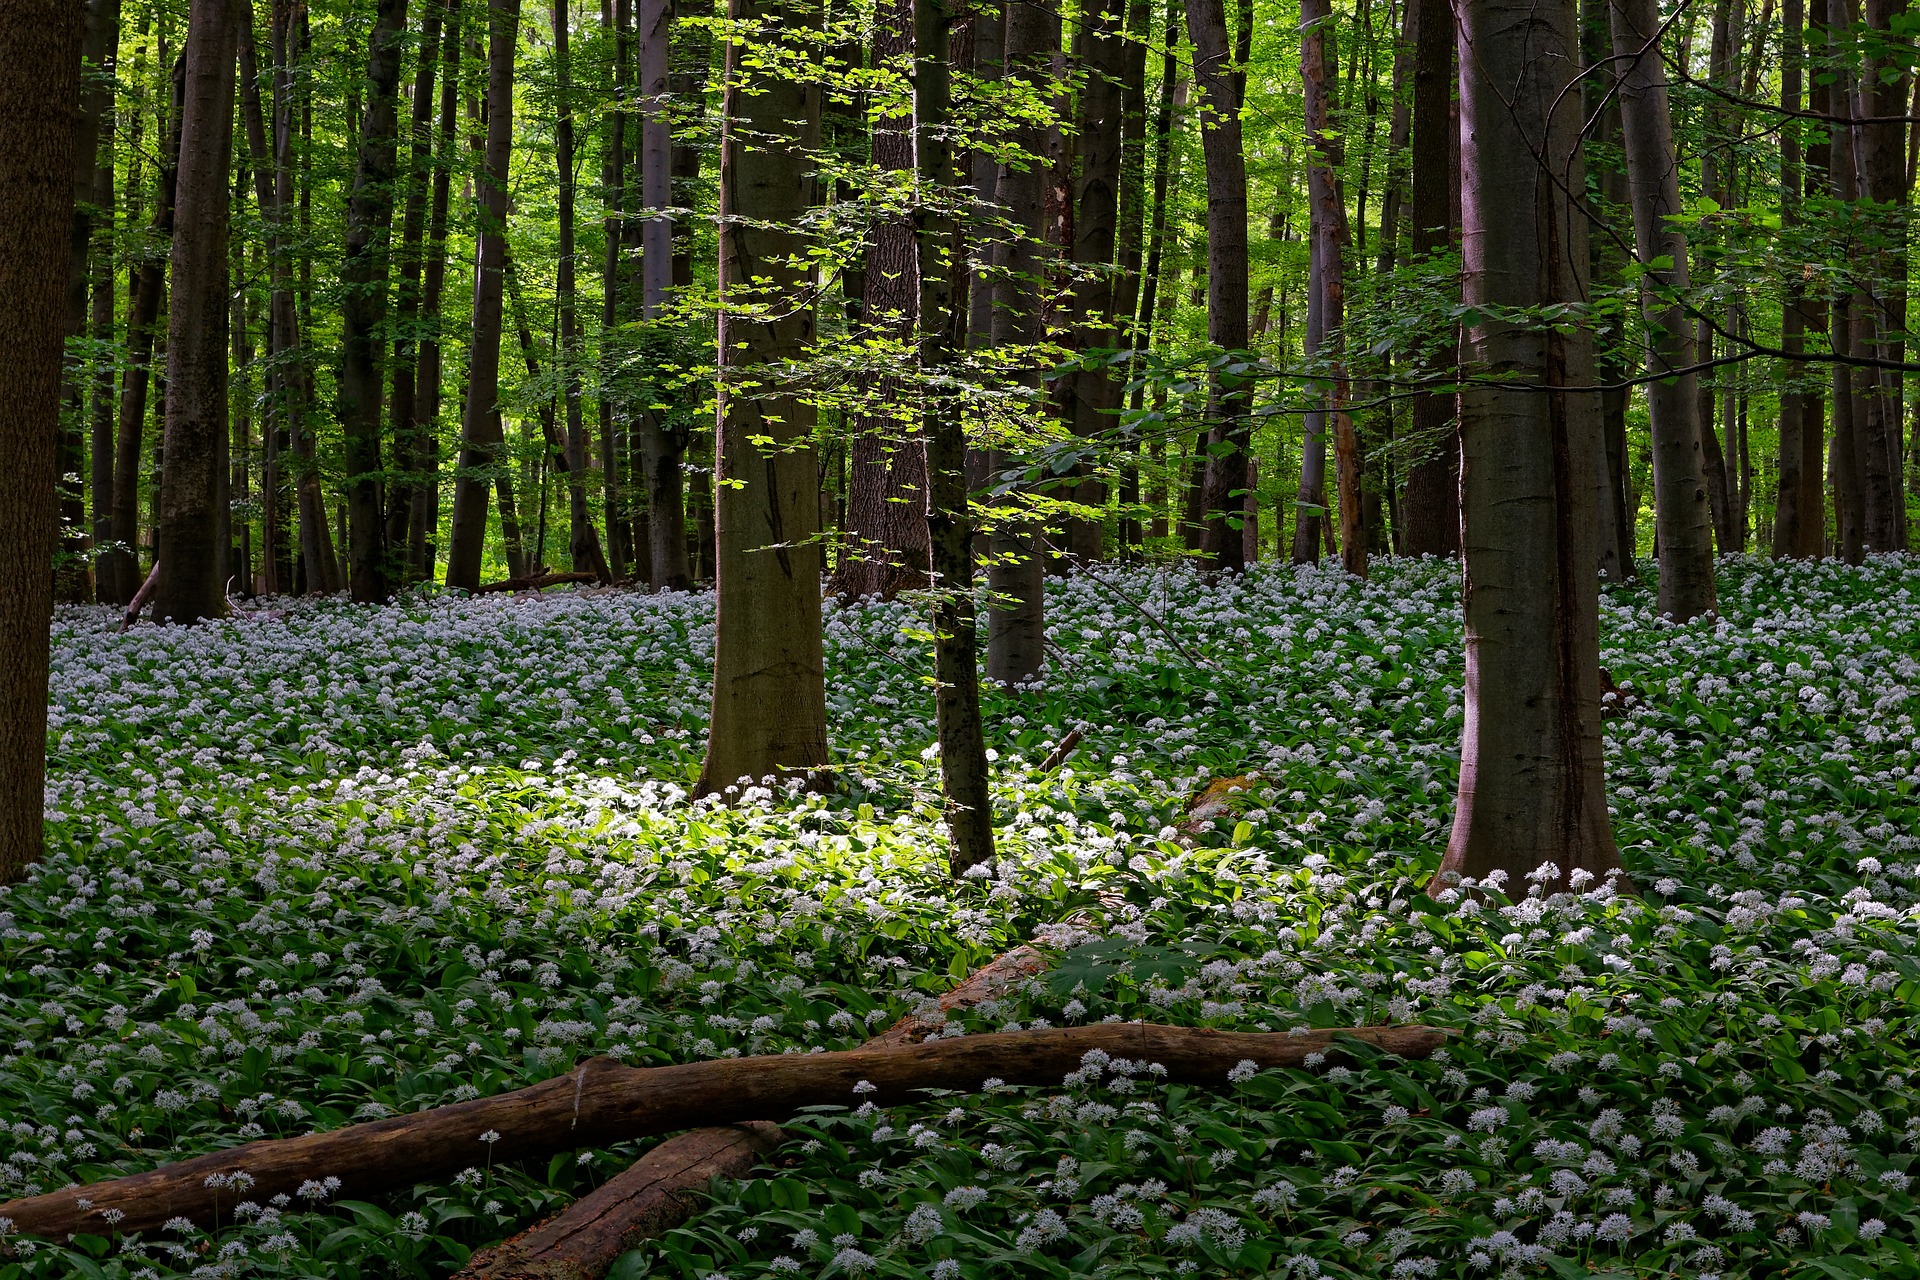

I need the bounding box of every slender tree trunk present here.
[154,0,239,624]
[409,0,462,583]
[1134,6,1182,547]
[697,0,830,794]
[1610,0,1716,619]
[88,108,118,601]
[337,0,410,604]
[0,1,82,883]
[552,0,613,582]
[599,0,636,581]
[917,0,996,874]
[1776,0,1810,557]
[985,0,1051,685]
[445,0,521,592]
[1062,0,1125,563]
[1856,0,1909,549]
[1189,0,1254,572]
[1825,0,1867,564]
[966,0,1004,349]
[636,0,693,589]
[1581,0,1633,580]
[1398,0,1458,555]
[386,0,444,571]
[1437,0,1623,892]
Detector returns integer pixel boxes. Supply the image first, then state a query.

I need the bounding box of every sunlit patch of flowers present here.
[0,554,1916,1276]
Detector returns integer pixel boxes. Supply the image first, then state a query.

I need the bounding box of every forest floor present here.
[3,557,1919,1279]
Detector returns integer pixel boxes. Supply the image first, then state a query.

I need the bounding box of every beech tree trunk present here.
[985,0,1051,686]
[385,0,444,573]
[916,0,996,874]
[1188,0,1253,572]
[1435,0,1625,892]
[445,0,521,592]
[636,0,693,590]
[697,0,830,794]
[1299,0,1363,576]
[1774,0,1818,558]
[833,0,932,601]
[599,0,637,582]
[1610,0,1716,620]
[153,0,239,624]
[0,2,82,883]
[337,0,410,604]
[409,0,463,583]
[1855,0,1909,550]
[1397,0,1457,556]
[0,1024,1446,1241]
[553,0,614,583]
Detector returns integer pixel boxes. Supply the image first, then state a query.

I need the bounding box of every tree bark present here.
[0,1024,1446,1241]
[1397,0,1457,557]
[0,1,82,883]
[697,0,830,794]
[1188,0,1254,572]
[985,0,1051,685]
[1774,0,1815,558]
[1299,0,1363,577]
[386,0,445,575]
[553,0,615,583]
[445,0,522,592]
[153,0,239,624]
[1854,0,1909,550]
[599,0,636,582]
[410,0,463,584]
[337,0,411,604]
[1435,0,1625,892]
[916,0,996,874]
[1610,0,1716,620]
[832,0,933,601]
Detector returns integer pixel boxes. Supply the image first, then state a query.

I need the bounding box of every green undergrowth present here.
[2,555,1918,1278]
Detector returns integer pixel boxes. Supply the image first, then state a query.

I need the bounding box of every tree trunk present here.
[1061,0,1125,563]
[337,0,410,604]
[1775,0,1810,557]
[1187,0,1253,573]
[1435,0,1625,892]
[1299,0,1363,577]
[153,0,238,624]
[0,2,81,882]
[410,0,462,584]
[1398,0,1458,556]
[386,0,445,574]
[599,0,636,581]
[985,0,1051,685]
[833,0,932,601]
[552,0,614,583]
[633,0,693,591]
[1610,0,1716,620]
[445,0,520,592]
[1855,0,1909,550]
[697,0,830,794]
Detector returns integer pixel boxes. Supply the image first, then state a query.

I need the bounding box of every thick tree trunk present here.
[0,2,82,883]
[985,0,1051,685]
[0,1024,1446,1241]
[337,0,410,604]
[1435,0,1625,892]
[1855,0,1909,550]
[1610,0,1716,619]
[832,0,932,601]
[153,0,238,624]
[445,0,521,592]
[1188,0,1254,573]
[697,0,830,794]
[1398,0,1458,556]
[552,0,614,583]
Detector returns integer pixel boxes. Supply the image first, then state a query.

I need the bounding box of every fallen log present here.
[475,571,598,595]
[118,561,161,631]
[0,1023,1443,1242]
[455,947,1056,1279]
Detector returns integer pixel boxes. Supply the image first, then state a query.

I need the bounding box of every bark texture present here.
[1435,0,1625,892]
[0,1024,1446,1241]
[697,0,831,793]
[0,0,83,882]
[154,0,240,624]
[1399,0,1459,556]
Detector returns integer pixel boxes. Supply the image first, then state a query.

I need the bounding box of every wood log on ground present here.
[118,561,161,630]
[0,1023,1444,1241]
[474,571,598,594]
[454,947,1056,1279]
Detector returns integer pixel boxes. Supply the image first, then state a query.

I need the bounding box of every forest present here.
[0,0,1916,1275]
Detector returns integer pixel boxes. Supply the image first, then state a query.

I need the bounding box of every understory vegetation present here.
[4,557,1919,1279]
